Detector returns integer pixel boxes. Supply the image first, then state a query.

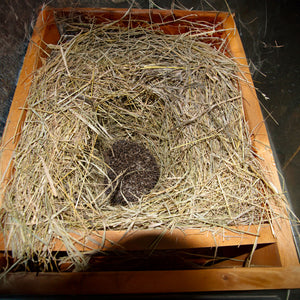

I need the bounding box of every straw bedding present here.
[0,16,283,271]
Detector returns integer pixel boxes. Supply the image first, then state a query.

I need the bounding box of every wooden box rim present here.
[0,6,299,294]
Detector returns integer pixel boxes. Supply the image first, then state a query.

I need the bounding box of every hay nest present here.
[1,15,284,271]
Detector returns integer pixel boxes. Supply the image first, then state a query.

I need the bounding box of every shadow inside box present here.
[86,240,282,272]
[0,229,282,273]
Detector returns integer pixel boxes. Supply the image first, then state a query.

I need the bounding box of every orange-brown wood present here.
[49,225,277,252]
[0,266,299,295]
[0,6,299,293]
[223,14,280,192]
[0,224,277,252]
[249,243,282,267]
[0,7,60,206]
[222,14,299,268]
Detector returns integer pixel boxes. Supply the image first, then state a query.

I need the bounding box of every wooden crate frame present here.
[0,6,299,295]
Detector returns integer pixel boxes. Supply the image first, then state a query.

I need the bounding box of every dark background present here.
[0,0,299,298]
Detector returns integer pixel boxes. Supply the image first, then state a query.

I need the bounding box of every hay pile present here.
[1,16,282,270]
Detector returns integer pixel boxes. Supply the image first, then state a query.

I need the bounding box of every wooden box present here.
[0,6,299,295]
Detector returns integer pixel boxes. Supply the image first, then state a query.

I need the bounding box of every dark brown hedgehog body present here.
[104,140,160,205]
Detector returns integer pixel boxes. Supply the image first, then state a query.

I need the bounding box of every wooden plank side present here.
[0,7,61,207]
[0,266,299,295]
[52,7,229,21]
[51,225,277,252]
[222,14,299,267]
[222,15,280,190]
[0,224,276,252]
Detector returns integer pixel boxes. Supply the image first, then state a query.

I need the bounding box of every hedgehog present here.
[104,140,160,205]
